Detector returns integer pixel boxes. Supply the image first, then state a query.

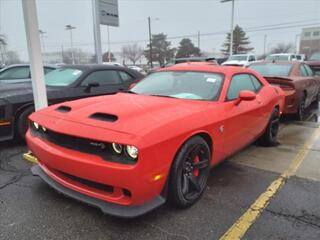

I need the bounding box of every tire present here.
[16,106,34,139]
[258,108,280,147]
[168,136,211,208]
[314,92,319,109]
[295,95,306,121]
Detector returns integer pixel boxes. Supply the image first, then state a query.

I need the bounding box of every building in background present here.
[299,27,320,59]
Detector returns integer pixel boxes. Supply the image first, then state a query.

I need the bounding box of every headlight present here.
[126,145,138,159]
[33,121,39,130]
[112,143,123,154]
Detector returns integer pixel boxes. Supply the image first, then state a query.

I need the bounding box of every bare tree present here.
[270,43,295,54]
[122,43,143,65]
[5,50,21,65]
[0,34,7,65]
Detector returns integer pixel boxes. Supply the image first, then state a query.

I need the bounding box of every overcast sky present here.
[0,0,319,61]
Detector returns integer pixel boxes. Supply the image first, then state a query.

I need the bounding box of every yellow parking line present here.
[219,127,320,240]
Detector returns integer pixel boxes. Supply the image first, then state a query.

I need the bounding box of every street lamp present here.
[221,0,235,57]
[148,17,159,69]
[65,24,76,64]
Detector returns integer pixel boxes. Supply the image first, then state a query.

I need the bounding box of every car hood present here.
[37,93,212,136]
[0,82,34,98]
[0,82,62,99]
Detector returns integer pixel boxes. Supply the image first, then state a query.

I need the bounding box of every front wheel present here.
[16,106,34,140]
[258,108,280,147]
[169,136,211,208]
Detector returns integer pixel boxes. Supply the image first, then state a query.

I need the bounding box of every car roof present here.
[249,60,296,66]
[60,64,131,71]
[269,53,295,56]
[1,64,57,69]
[159,64,252,75]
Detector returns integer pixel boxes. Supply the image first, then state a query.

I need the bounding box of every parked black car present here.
[0,64,144,141]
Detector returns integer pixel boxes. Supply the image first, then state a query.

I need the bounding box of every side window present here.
[119,71,133,82]
[227,74,256,100]
[44,67,55,74]
[249,55,255,62]
[0,67,30,80]
[249,75,263,91]
[303,64,314,76]
[81,70,123,86]
[299,65,308,77]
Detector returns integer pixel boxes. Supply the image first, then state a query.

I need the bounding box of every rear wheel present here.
[258,108,280,146]
[16,106,34,140]
[314,92,319,109]
[296,96,306,121]
[169,136,211,208]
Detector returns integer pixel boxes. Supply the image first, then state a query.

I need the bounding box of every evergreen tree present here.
[176,38,201,58]
[221,25,254,56]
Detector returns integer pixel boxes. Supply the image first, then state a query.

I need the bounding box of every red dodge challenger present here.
[248,61,320,120]
[26,65,285,217]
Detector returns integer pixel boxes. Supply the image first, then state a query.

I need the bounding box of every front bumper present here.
[26,125,170,217]
[31,164,165,218]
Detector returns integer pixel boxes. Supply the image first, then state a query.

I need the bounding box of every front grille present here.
[60,171,114,193]
[30,127,136,165]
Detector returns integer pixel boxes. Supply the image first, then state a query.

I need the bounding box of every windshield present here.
[265,55,289,61]
[229,55,247,61]
[45,68,83,86]
[131,71,224,100]
[310,52,320,61]
[249,64,293,76]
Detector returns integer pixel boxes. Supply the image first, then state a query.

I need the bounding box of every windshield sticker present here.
[206,78,217,83]
[72,70,82,76]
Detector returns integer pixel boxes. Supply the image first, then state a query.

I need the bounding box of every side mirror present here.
[85,82,100,92]
[129,83,137,89]
[234,90,256,105]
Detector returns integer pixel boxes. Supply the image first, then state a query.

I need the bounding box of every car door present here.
[222,73,264,153]
[78,69,126,96]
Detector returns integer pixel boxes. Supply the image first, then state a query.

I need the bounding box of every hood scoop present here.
[56,105,72,113]
[89,113,118,122]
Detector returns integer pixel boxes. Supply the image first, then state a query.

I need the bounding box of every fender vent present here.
[89,113,118,122]
[56,106,71,113]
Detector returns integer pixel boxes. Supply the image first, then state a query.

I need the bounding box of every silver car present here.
[0,64,56,84]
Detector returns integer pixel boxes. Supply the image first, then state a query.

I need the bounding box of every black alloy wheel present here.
[258,108,280,146]
[296,96,306,121]
[169,136,211,208]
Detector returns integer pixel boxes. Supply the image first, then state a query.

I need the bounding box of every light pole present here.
[65,24,76,64]
[39,29,46,59]
[147,17,159,69]
[263,34,267,56]
[148,17,153,68]
[221,0,235,57]
[295,34,300,54]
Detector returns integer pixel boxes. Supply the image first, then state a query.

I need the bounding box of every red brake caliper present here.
[193,156,199,177]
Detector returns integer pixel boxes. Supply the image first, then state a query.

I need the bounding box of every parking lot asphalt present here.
[1,109,320,240]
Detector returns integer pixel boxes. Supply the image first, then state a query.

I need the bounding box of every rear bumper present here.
[31,164,165,218]
[283,91,298,114]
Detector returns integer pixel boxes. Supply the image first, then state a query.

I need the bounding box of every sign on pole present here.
[99,0,119,26]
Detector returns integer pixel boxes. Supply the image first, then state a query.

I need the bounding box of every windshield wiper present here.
[149,94,178,99]
[120,89,138,94]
